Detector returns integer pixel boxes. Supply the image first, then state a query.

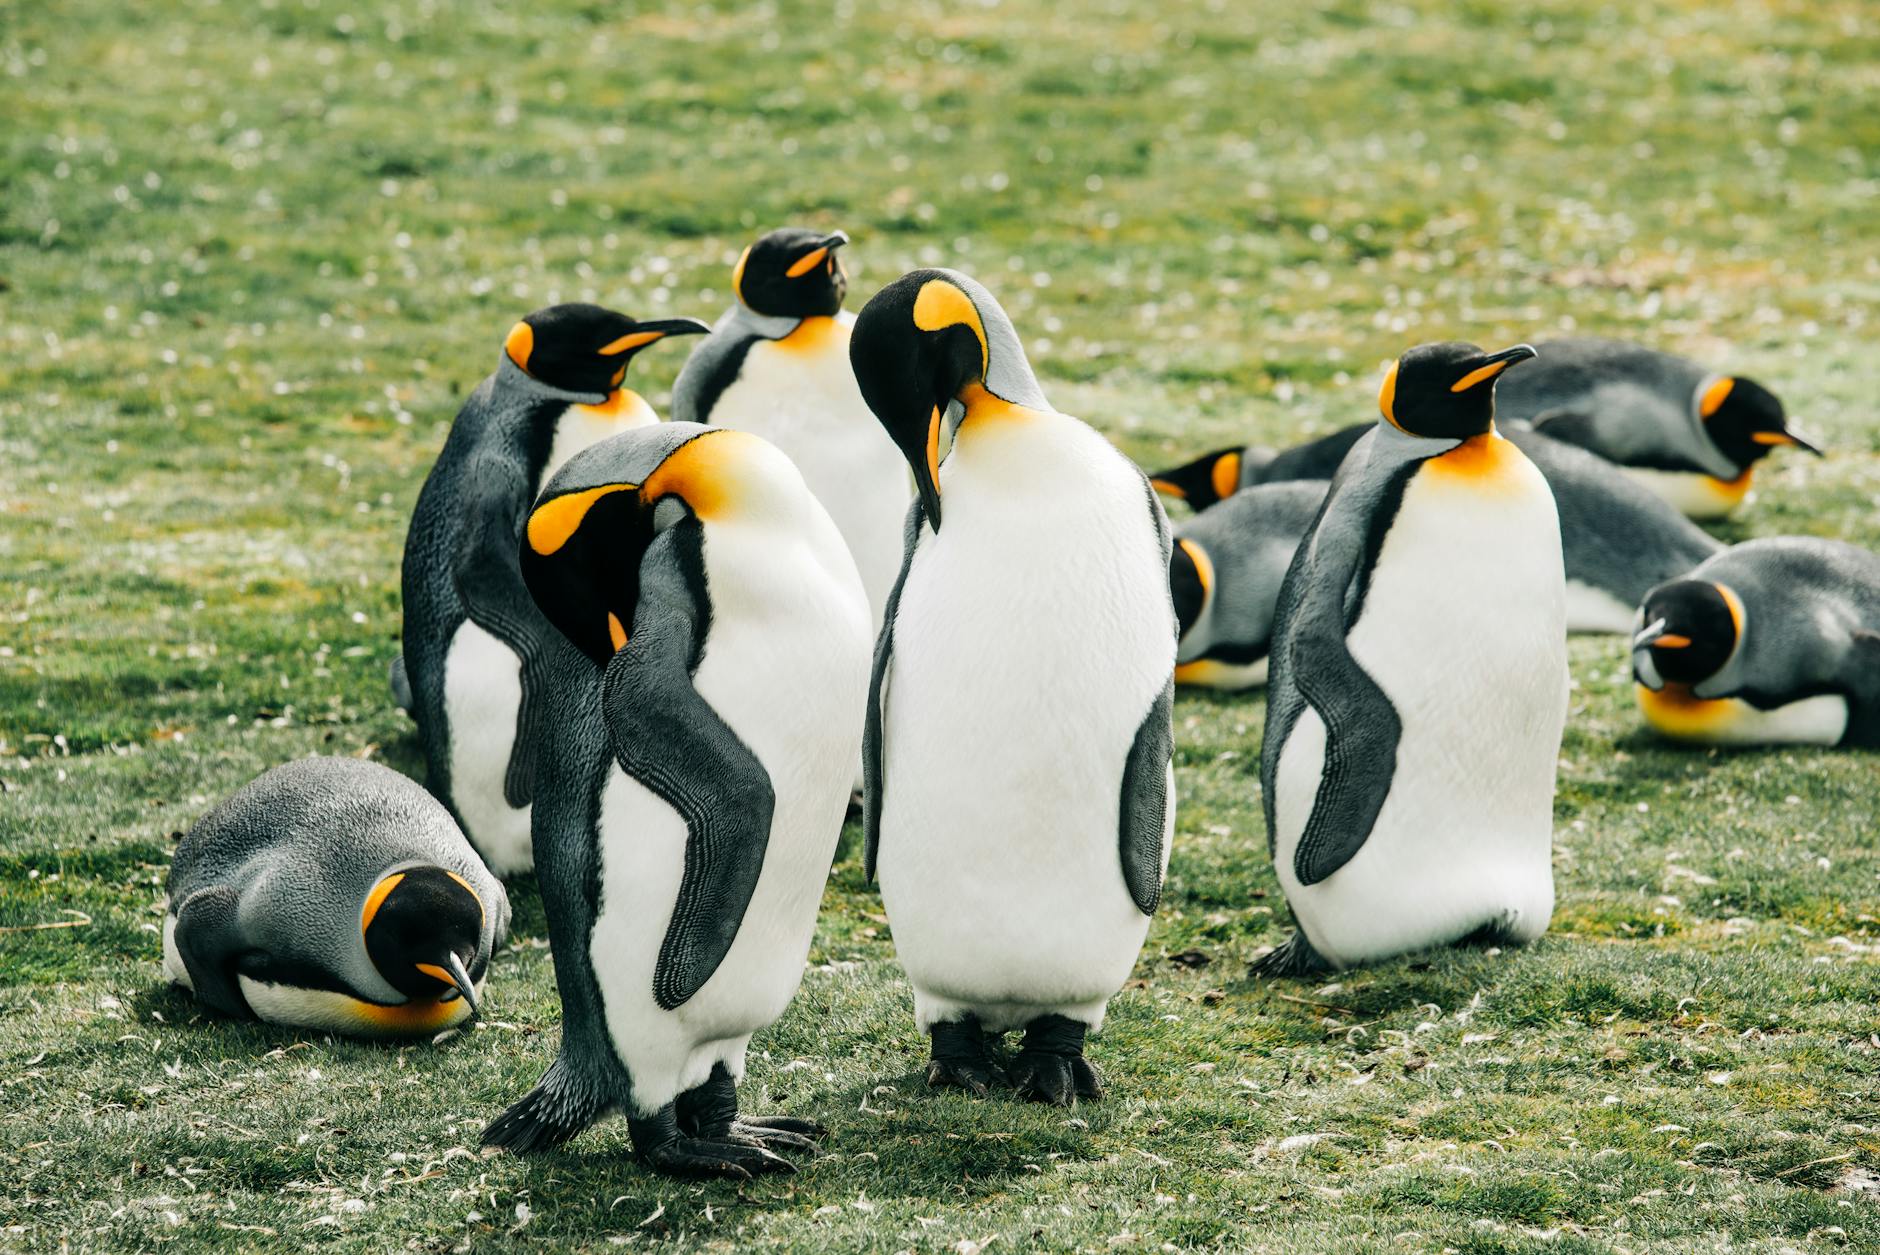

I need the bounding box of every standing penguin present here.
[1257,342,1568,975]
[850,269,1176,1104]
[671,227,912,630]
[398,304,707,877]
[482,423,871,1178]
[1631,538,1880,748]
[162,757,509,1036]
[1493,338,1821,520]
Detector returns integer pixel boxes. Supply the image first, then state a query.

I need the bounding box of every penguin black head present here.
[1697,375,1822,470]
[1632,579,1742,688]
[1151,447,1245,510]
[733,228,850,319]
[503,303,708,397]
[1170,538,1213,645]
[1378,341,1538,440]
[361,865,487,1016]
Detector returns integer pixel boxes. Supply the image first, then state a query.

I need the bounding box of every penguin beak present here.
[1450,344,1538,393]
[597,318,710,355]
[909,406,945,531]
[821,230,850,252]
[785,232,851,279]
[420,953,482,1020]
[1630,617,1690,651]
[1753,423,1825,456]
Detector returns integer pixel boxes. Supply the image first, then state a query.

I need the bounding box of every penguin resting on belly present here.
[850,268,1177,1105]
[398,304,707,876]
[162,757,508,1037]
[1256,341,1569,976]
[481,422,871,1178]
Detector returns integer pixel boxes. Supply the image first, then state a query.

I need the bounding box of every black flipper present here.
[1838,630,1880,749]
[862,501,925,884]
[452,451,562,810]
[1119,469,1177,914]
[601,521,775,1011]
[389,654,413,714]
[171,885,251,1019]
[1260,433,1417,887]
[1248,929,1332,978]
[483,1055,615,1153]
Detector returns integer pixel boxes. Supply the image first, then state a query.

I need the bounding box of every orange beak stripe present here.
[1749,431,1794,446]
[414,962,453,986]
[785,246,830,278]
[608,612,628,652]
[1450,359,1512,393]
[1654,634,1692,649]
[598,329,665,355]
[1150,478,1185,499]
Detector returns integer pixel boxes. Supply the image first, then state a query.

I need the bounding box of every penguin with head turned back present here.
[1493,337,1821,520]
[851,268,1176,1105]
[1632,538,1880,748]
[670,227,912,632]
[1256,342,1568,976]
[162,757,508,1036]
[398,304,707,877]
[481,422,871,1178]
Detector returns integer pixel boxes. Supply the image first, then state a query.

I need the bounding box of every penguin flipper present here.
[1118,678,1174,914]
[483,1056,611,1153]
[389,654,412,714]
[452,452,561,810]
[1837,630,1880,748]
[1248,930,1332,979]
[602,524,776,1011]
[171,885,252,1019]
[862,501,925,884]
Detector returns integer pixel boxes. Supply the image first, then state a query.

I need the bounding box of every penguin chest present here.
[234,977,477,1037]
[1277,443,1567,962]
[538,393,659,494]
[1623,466,1752,520]
[1636,683,1847,746]
[441,621,532,875]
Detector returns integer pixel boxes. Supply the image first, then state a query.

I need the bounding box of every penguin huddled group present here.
[161,226,1879,1182]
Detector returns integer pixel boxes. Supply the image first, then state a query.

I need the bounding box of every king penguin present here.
[850,269,1177,1105]
[398,304,708,877]
[1493,338,1822,520]
[1631,537,1880,748]
[162,757,508,1036]
[670,227,912,632]
[481,422,871,1178]
[1256,342,1569,975]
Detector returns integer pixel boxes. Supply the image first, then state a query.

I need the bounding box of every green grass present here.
[4,0,1878,1249]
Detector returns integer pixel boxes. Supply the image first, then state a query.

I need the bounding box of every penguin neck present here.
[570,388,657,425]
[955,380,1043,427]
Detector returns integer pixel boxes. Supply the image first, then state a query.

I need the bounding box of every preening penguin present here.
[1257,342,1568,976]
[671,228,912,631]
[162,757,508,1036]
[1632,538,1880,748]
[398,304,707,877]
[481,423,870,1178]
[851,269,1176,1104]
[1492,338,1821,520]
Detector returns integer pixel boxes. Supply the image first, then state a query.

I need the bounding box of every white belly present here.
[1636,684,1847,746]
[1565,579,1639,634]
[235,975,479,1037]
[876,414,1174,1032]
[1623,466,1751,520]
[161,913,188,987]
[442,621,533,876]
[711,321,912,631]
[588,523,871,1114]
[539,393,659,492]
[1274,452,1568,967]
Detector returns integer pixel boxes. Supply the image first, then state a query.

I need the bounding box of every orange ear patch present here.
[1699,377,1736,418]
[360,873,406,935]
[1177,538,1215,601]
[1378,361,1402,430]
[1209,452,1242,501]
[505,322,535,373]
[731,245,753,303]
[527,483,639,556]
[912,278,989,377]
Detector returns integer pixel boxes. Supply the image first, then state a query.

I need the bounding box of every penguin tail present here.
[389,655,413,715]
[1248,931,1332,980]
[482,1059,607,1154]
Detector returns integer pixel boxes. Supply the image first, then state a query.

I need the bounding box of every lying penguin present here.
[1632,537,1880,748]
[162,757,508,1036]
[397,303,707,877]
[482,423,871,1179]
[1162,426,1720,687]
[1258,342,1568,975]
[671,227,912,633]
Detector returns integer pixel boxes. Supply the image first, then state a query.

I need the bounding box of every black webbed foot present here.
[630,1104,796,1180]
[927,1016,1000,1097]
[1011,1014,1100,1105]
[674,1064,824,1157]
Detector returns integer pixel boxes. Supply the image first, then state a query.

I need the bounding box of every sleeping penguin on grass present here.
[481,423,871,1179]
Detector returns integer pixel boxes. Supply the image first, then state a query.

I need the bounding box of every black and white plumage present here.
[1257,342,1567,975]
[481,422,870,1179]
[850,268,1176,1105]
[1632,537,1880,748]
[397,304,706,876]
[162,757,508,1036]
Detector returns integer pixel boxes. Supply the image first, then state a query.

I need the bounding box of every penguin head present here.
[1631,579,1742,689]
[733,228,850,318]
[1151,447,1245,510]
[1169,537,1214,649]
[1377,342,1538,439]
[522,423,806,664]
[850,268,1047,531]
[360,865,487,1016]
[503,303,708,396]
[1696,375,1822,469]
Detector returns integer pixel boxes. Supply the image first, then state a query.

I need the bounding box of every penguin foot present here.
[926,1017,1000,1097]
[1011,1015,1100,1106]
[644,1135,797,1180]
[1249,930,1332,979]
[674,1066,824,1156]
[724,1118,822,1154]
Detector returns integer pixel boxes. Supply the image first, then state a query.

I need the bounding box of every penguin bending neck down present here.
[851,269,1176,1105]
[1256,341,1569,975]
[482,422,871,1178]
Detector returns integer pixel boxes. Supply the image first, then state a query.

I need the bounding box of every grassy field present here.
[4,0,1879,1249]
